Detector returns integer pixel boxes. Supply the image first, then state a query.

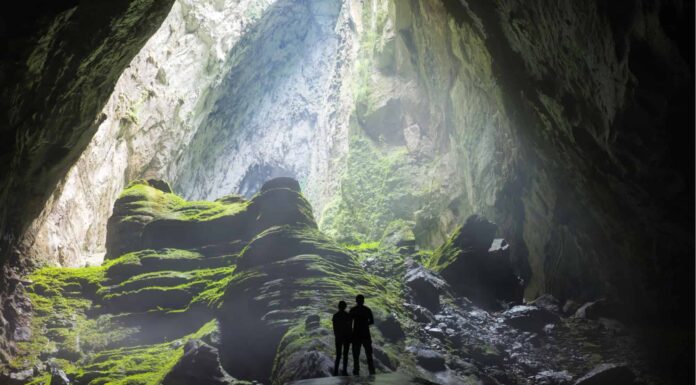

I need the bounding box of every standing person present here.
[349,294,375,375]
[332,300,351,376]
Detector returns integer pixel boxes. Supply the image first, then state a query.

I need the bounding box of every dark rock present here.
[162,339,236,385]
[563,300,581,316]
[406,303,434,324]
[305,314,321,331]
[503,305,560,332]
[278,350,334,380]
[430,215,522,309]
[597,317,626,335]
[574,363,636,385]
[413,348,446,372]
[145,178,173,193]
[530,294,562,314]
[377,314,405,342]
[574,299,621,321]
[260,177,301,193]
[404,264,447,312]
[534,370,573,385]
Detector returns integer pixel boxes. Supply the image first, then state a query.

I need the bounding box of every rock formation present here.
[0,178,675,384]
[0,0,692,383]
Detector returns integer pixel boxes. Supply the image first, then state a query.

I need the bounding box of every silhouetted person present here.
[332,300,351,376]
[349,294,375,375]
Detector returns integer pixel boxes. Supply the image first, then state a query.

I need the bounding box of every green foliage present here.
[320,133,418,243]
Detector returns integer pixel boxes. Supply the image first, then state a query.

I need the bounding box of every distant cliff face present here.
[4,0,692,359]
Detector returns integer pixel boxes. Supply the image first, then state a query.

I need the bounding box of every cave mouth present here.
[3,0,693,384]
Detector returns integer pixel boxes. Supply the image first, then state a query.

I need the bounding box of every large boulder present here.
[105,180,252,259]
[429,215,522,309]
[411,347,446,372]
[502,305,560,332]
[404,264,447,313]
[248,178,317,233]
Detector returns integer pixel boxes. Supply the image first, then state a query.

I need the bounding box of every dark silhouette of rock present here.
[306,314,321,331]
[530,294,562,314]
[534,370,573,385]
[563,300,581,316]
[503,305,560,332]
[162,339,237,385]
[573,363,636,385]
[404,264,447,313]
[412,348,446,372]
[376,314,405,342]
[574,299,625,321]
[430,215,522,309]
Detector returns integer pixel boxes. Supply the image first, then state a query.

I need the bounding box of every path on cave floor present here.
[288,372,438,385]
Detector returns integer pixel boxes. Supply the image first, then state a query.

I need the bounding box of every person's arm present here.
[368,308,374,325]
[332,314,338,336]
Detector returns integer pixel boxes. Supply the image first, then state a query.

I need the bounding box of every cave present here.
[0,0,693,384]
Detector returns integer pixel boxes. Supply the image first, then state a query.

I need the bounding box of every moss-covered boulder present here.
[219,215,406,384]
[106,179,253,259]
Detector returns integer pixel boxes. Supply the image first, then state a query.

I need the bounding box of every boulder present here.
[162,340,237,385]
[574,299,622,321]
[562,300,581,316]
[574,363,636,385]
[404,264,447,313]
[377,314,405,342]
[429,215,522,309]
[503,305,560,332]
[248,185,317,233]
[412,348,446,372]
[534,370,573,385]
[529,294,562,314]
[304,314,321,331]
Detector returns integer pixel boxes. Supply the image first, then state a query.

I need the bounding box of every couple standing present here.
[331,294,376,376]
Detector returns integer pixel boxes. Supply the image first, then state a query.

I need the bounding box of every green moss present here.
[116,182,249,224]
[426,224,464,272]
[320,134,418,243]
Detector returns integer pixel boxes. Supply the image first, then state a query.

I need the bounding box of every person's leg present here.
[352,340,361,375]
[341,339,350,375]
[363,339,375,374]
[334,340,341,376]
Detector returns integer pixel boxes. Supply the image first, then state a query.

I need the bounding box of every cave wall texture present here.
[0,0,176,363]
[0,0,693,366]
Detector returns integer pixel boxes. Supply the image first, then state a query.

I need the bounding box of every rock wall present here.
[0,0,175,363]
[172,0,353,213]
[18,0,275,268]
[320,0,693,324]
